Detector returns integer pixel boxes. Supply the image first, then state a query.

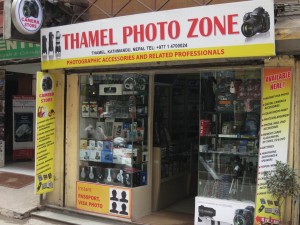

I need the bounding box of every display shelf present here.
[198,69,261,202]
[200,134,217,137]
[218,134,258,139]
[199,151,258,157]
[79,75,149,188]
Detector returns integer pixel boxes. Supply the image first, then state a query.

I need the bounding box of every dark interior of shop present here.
[5,73,33,162]
[153,73,200,215]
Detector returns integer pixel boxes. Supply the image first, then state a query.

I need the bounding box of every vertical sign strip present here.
[35,72,56,194]
[0,70,5,168]
[254,68,292,224]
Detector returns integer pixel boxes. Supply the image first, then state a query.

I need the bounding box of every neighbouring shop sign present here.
[254,68,292,224]
[12,95,35,160]
[11,0,43,35]
[35,72,56,194]
[77,182,132,219]
[41,0,275,70]
[0,40,40,60]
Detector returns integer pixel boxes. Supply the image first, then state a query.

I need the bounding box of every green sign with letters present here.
[0,40,40,60]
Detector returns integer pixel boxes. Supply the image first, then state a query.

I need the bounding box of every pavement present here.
[0,161,193,225]
[0,161,39,220]
[0,213,66,225]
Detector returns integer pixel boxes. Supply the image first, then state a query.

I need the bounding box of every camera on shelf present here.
[241,7,270,37]
[42,77,52,91]
[233,206,254,225]
[23,0,39,18]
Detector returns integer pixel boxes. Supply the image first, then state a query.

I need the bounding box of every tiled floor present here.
[0,160,35,176]
[135,210,194,225]
[135,197,195,225]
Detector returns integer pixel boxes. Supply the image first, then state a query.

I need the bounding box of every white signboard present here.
[195,196,255,225]
[41,0,275,70]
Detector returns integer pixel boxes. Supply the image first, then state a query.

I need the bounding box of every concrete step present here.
[30,206,139,225]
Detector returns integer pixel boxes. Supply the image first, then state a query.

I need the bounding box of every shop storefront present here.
[36,0,300,224]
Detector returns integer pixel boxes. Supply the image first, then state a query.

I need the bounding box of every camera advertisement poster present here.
[35,72,56,194]
[12,95,35,160]
[194,197,255,225]
[254,68,292,224]
[40,0,275,70]
[76,181,132,219]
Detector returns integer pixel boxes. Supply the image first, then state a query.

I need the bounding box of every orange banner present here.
[254,68,292,224]
[76,182,132,219]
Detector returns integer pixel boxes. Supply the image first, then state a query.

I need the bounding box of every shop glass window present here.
[198,69,261,202]
[78,74,149,188]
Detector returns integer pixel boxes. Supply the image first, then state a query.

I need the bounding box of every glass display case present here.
[198,69,261,202]
[78,74,149,188]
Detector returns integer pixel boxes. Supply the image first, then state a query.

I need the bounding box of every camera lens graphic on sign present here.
[42,31,62,60]
[11,0,43,35]
[241,7,270,37]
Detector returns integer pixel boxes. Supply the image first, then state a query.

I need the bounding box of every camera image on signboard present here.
[241,7,270,38]
[23,0,40,18]
[41,74,53,92]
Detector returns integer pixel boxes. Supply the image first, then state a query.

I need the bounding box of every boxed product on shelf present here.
[122,122,131,141]
[244,115,259,136]
[238,140,248,153]
[200,119,211,136]
[101,150,113,163]
[99,84,123,95]
[236,79,261,100]
[216,100,234,111]
[113,147,137,165]
[94,166,105,183]
[98,141,113,151]
[123,167,141,187]
[104,119,114,139]
[111,168,125,186]
[81,102,90,117]
[113,122,123,138]
[80,139,88,149]
[89,150,101,162]
[89,101,98,118]
[79,149,91,161]
[136,127,144,141]
[87,140,96,150]
[103,168,125,186]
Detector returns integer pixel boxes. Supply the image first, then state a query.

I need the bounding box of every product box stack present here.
[100,141,113,163]
[200,119,211,136]
[236,79,261,112]
[215,77,237,111]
